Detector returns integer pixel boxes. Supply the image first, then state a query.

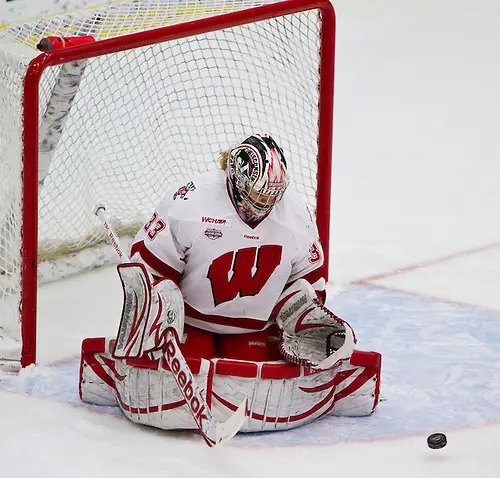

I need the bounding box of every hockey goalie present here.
[80,134,381,444]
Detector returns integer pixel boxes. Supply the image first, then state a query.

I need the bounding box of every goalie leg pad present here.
[114,354,214,431]
[79,337,119,406]
[79,327,214,407]
[80,336,215,431]
[331,349,382,416]
[81,336,382,432]
[273,279,356,370]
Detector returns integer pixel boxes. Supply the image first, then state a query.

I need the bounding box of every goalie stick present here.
[95,205,247,447]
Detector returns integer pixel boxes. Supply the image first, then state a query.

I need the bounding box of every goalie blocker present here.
[80,268,381,433]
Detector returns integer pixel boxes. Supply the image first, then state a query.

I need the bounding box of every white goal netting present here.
[0,0,330,366]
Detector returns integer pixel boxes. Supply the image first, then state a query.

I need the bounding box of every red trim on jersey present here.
[184,303,268,331]
[130,240,182,282]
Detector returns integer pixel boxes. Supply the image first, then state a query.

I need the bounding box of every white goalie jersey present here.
[130,170,325,334]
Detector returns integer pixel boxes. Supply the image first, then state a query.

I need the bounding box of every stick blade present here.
[209,398,247,447]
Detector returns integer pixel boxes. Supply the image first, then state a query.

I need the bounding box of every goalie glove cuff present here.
[273,279,356,370]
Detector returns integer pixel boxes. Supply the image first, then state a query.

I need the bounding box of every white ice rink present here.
[1,0,500,476]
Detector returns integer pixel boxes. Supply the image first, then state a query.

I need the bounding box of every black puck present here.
[427,432,447,449]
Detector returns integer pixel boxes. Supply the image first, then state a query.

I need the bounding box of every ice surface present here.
[1,0,500,476]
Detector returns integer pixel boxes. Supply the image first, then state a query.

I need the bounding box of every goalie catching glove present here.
[114,263,184,359]
[274,279,356,370]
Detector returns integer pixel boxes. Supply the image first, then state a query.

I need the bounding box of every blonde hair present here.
[219,150,230,170]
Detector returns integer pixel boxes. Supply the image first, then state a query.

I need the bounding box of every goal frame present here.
[19,0,336,367]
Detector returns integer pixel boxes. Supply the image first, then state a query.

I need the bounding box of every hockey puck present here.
[427,433,447,449]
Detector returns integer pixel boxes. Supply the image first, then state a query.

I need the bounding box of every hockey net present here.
[0,0,334,368]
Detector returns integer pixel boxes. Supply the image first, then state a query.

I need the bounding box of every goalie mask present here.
[227,134,289,224]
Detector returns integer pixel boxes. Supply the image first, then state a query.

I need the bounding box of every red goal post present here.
[0,0,335,368]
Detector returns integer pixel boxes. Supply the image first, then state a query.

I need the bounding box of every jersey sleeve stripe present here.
[184,303,268,331]
[130,240,182,282]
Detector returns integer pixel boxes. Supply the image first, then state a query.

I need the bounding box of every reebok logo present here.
[164,335,208,428]
[244,234,260,240]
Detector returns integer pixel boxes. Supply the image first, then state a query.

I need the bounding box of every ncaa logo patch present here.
[204,228,223,240]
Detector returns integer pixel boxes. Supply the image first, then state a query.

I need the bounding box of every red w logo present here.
[207,245,282,306]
